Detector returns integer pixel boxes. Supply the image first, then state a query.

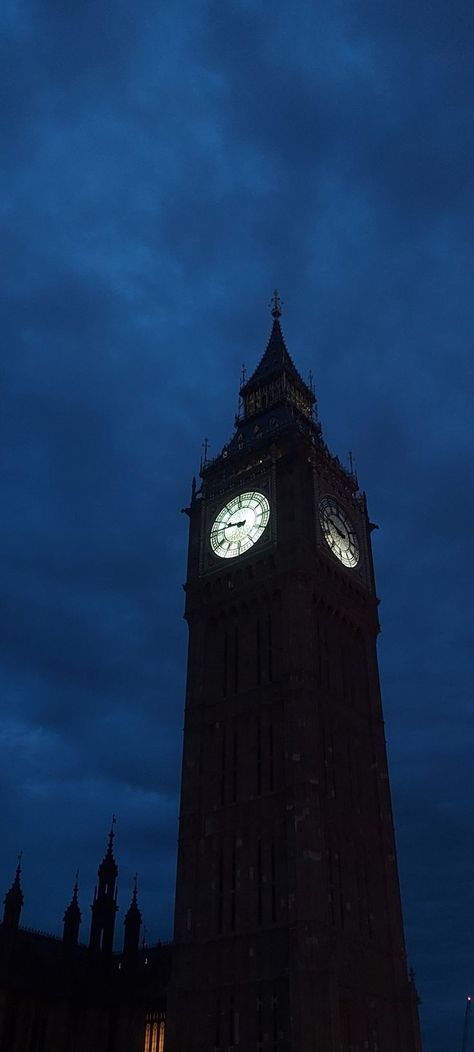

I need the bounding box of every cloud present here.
[0,3,472,1046]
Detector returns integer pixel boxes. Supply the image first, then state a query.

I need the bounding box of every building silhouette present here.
[0,299,421,1051]
[167,295,422,1051]
[0,829,169,1051]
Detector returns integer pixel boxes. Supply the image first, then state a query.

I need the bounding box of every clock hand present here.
[226,519,247,529]
[329,519,346,539]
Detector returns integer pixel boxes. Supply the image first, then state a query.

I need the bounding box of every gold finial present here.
[269,289,283,319]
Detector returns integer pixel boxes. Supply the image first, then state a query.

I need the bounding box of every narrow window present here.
[363,857,374,938]
[232,729,238,803]
[340,639,347,699]
[327,842,335,926]
[315,614,322,684]
[257,993,263,1051]
[230,838,237,932]
[320,721,328,797]
[229,991,235,1046]
[272,991,279,1050]
[256,718,262,796]
[144,1023,151,1052]
[223,627,228,697]
[256,615,262,685]
[257,837,264,921]
[356,853,365,936]
[151,1022,158,1052]
[325,624,331,692]
[234,626,239,693]
[337,848,344,928]
[270,836,276,923]
[346,735,354,808]
[158,1021,165,1052]
[218,849,224,934]
[362,638,371,711]
[220,728,226,806]
[267,613,273,682]
[215,995,221,1049]
[268,723,274,792]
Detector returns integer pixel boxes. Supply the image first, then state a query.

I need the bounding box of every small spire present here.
[269,289,283,319]
[97,818,118,879]
[123,874,142,961]
[3,852,24,930]
[63,871,82,946]
[103,815,117,862]
[13,852,22,887]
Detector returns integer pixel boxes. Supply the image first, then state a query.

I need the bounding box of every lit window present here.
[144,1013,165,1052]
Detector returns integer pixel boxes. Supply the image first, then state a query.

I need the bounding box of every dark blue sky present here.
[1,2,473,1047]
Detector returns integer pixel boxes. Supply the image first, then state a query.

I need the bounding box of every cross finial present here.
[269,289,283,319]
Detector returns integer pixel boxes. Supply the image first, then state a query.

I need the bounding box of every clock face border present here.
[209,490,270,561]
[319,495,360,569]
[200,472,274,575]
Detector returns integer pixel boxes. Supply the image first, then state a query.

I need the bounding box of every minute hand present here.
[226,519,247,529]
[329,519,346,539]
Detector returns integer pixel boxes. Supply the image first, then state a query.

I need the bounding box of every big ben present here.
[166,295,421,1051]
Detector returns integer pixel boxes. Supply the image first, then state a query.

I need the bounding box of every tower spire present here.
[3,852,24,930]
[237,292,315,425]
[123,873,142,964]
[89,821,119,957]
[108,813,116,853]
[63,871,81,947]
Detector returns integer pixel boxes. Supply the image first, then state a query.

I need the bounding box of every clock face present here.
[319,496,359,568]
[210,491,270,560]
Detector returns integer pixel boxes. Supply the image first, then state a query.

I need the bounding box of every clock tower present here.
[166,297,422,1051]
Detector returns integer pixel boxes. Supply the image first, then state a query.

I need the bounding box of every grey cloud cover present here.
[1,2,473,1048]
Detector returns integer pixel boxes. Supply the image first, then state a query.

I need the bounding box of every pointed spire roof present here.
[64,872,81,922]
[3,853,24,927]
[63,872,81,946]
[98,816,118,879]
[125,875,142,924]
[240,290,315,404]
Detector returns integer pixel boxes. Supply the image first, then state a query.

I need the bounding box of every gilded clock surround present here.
[319,494,360,568]
[210,490,270,559]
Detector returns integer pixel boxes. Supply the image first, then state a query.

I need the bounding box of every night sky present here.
[1,2,473,1048]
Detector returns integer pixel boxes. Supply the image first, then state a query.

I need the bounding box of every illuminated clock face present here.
[319,496,359,568]
[210,491,270,559]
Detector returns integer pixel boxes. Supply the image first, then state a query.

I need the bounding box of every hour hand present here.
[329,519,345,539]
[226,519,246,529]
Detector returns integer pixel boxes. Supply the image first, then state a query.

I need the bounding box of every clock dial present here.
[210,491,270,559]
[319,496,359,568]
